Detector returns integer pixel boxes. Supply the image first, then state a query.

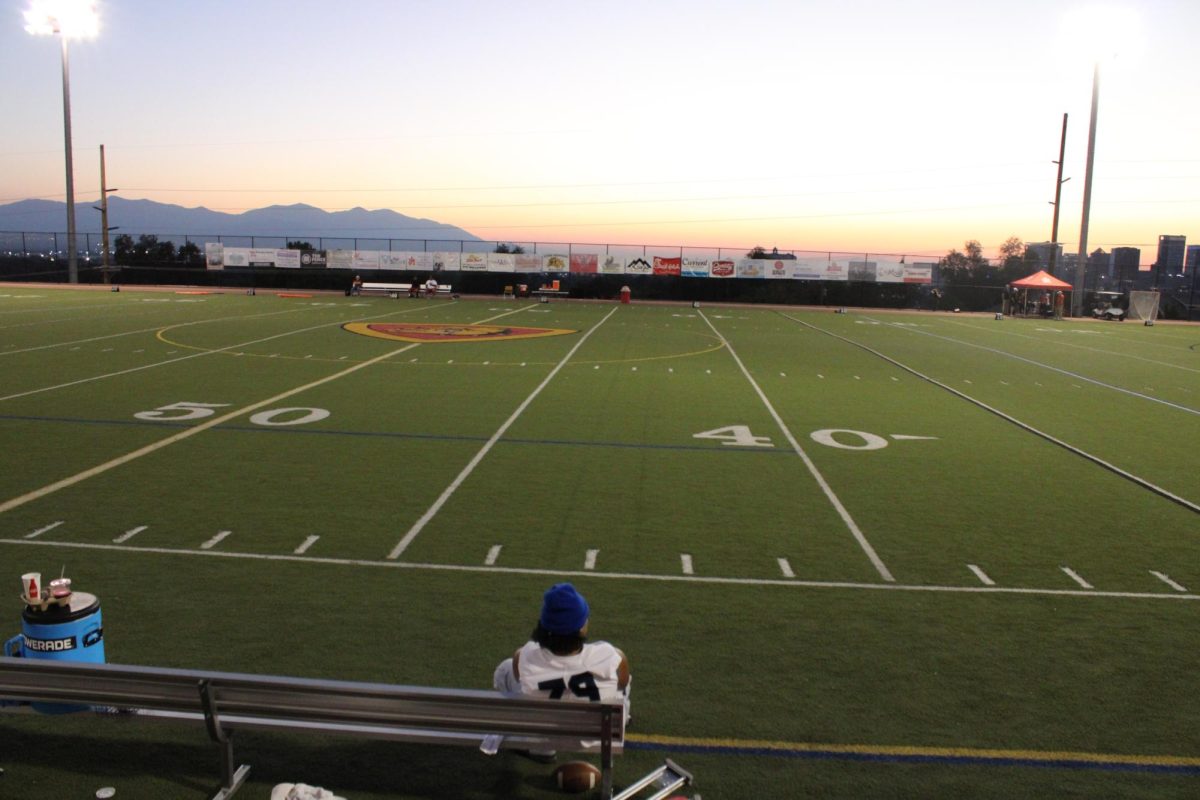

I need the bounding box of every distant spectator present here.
[408,278,421,298]
[350,275,363,296]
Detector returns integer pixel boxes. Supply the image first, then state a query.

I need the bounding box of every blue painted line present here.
[626,740,1200,775]
[0,413,786,455]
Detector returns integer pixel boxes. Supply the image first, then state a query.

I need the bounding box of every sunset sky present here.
[2,0,1197,260]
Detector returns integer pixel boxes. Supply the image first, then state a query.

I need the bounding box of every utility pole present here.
[1048,113,1069,276]
[93,145,118,283]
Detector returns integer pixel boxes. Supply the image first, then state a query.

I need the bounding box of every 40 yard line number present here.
[694,425,936,451]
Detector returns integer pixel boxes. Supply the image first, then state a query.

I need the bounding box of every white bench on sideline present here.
[359,282,452,298]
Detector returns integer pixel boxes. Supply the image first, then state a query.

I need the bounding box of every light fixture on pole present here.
[24,0,100,285]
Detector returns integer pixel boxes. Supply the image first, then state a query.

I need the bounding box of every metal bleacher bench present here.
[359,282,452,297]
[0,658,695,800]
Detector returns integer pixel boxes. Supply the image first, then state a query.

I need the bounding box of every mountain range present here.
[0,198,482,243]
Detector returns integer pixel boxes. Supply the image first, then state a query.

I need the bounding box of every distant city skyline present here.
[2,0,1197,259]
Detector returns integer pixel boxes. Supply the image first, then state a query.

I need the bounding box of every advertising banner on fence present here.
[709,259,735,278]
[600,254,626,274]
[653,256,681,276]
[903,264,933,284]
[792,257,825,280]
[823,261,848,281]
[765,259,792,280]
[515,254,541,272]
[274,249,302,269]
[432,252,460,271]
[736,259,763,279]
[299,250,326,267]
[848,261,877,282]
[570,253,598,274]
[327,250,353,269]
[625,257,652,275]
[222,247,251,267]
[543,254,568,273]
[460,252,488,271]
[681,256,709,277]
[488,253,516,272]
[352,250,381,271]
[205,242,224,270]
[874,260,906,283]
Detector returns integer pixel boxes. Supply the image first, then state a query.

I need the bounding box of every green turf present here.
[1,288,1198,799]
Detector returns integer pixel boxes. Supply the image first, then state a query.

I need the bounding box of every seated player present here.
[425,276,439,297]
[408,278,421,298]
[492,583,630,759]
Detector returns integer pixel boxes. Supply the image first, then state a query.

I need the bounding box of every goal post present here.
[1128,291,1160,323]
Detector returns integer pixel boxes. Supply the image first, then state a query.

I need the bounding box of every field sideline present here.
[1,285,1198,799]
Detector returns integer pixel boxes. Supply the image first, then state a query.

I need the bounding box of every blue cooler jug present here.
[5,591,105,713]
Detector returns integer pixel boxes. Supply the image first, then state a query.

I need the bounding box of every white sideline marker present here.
[777,558,795,578]
[967,564,995,586]
[1151,571,1188,593]
[680,554,694,575]
[485,545,502,566]
[294,535,320,555]
[201,531,231,550]
[113,525,147,544]
[24,521,64,539]
[1061,567,1093,589]
[585,549,599,570]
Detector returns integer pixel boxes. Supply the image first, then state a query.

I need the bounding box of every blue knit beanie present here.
[539,583,590,635]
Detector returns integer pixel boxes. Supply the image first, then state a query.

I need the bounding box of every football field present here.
[2,286,1198,799]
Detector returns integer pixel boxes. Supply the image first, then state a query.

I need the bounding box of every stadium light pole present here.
[1073,63,1099,318]
[25,0,100,284]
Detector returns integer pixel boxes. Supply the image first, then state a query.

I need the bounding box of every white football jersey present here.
[516,640,625,705]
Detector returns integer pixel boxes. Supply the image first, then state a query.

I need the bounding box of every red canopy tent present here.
[1007,270,1072,317]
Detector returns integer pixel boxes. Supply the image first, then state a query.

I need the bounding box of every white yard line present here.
[680,554,694,575]
[24,520,63,539]
[1061,567,1093,589]
[0,306,310,355]
[0,342,420,515]
[777,557,795,578]
[871,317,1200,415]
[113,525,147,544]
[387,307,618,560]
[294,535,320,555]
[967,564,995,586]
[585,549,599,570]
[940,318,1200,375]
[200,530,231,550]
[6,537,1199,602]
[700,310,895,583]
[1150,570,1188,592]
[0,304,541,519]
[783,313,1200,516]
[0,303,435,403]
[485,545,503,566]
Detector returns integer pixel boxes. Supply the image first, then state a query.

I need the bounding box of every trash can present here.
[620,286,631,305]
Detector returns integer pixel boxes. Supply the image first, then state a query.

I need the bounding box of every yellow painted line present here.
[625,733,1200,768]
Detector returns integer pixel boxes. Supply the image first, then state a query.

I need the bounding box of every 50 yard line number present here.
[135,401,330,427]
[694,425,938,451]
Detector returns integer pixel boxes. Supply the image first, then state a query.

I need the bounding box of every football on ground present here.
[553,761,601,793]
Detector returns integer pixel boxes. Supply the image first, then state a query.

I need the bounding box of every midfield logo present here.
[343,322,576,343]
